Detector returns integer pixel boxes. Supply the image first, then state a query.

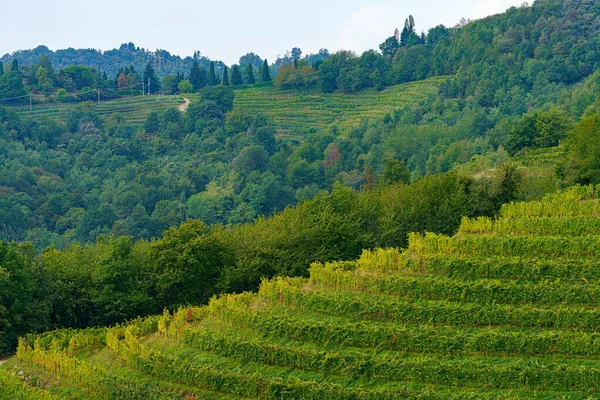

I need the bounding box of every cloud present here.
[335,4,403,54]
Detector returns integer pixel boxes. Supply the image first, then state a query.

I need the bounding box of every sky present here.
[0,0,525,65]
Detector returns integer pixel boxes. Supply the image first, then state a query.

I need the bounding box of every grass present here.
[231,78,446,137]
[10,95,185,128]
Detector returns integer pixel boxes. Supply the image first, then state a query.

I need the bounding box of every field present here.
[10,95,186,127]
[4,186,600,398]
[231,78,446,137]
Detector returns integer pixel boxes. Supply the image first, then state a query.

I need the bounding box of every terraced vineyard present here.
[231,77,447,137]
[5,186,600,398]
[10,95,185,127]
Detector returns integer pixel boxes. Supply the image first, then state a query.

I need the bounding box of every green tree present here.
[379,36,400,58]
[56,88,68,102]
[189,60,208,90]
[143,62,160,94]
[0,62,4,78]
[534,108,572,148]
[144,111,160,133]
[245,63,256,84]
[178,79,193,93]
[161,74,177,94]
[208,62,218,86]
[221,66,230,86]
[561,115,600,185]
[291,47,302,68]
[262,59,271,82]
[149,220,233,309]
[380,158,410,186]
[62,65,93,90]
[10,59,18,72]
[0,70,26,101]
[230,65,243,85]
[36,66,53,95]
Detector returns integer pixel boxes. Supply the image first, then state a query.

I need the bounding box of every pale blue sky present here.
[1,0,525,64]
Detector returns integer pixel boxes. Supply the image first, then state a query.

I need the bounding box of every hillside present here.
[230,77,446,137]
[3,186,600,398]
[11,95,185,127]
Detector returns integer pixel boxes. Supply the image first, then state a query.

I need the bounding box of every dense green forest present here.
[3,0,600,364]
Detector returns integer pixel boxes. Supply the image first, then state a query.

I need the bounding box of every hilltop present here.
[4,187,600,398]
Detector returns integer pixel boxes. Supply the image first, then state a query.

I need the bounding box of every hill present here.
[230,77,446,137]
[11,95,185,128]
[3,186,600,398]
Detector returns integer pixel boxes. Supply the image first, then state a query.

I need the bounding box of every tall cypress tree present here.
[222,66,230,86]
[230,65,243,85]
[0,62,4,78]
[262,59,271,82]
[245,63,255,84]
[208,62,218,86]
[11,59,18,72]
[189,60,202,90]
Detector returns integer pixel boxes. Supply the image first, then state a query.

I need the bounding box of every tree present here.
[162,74,177,94]
[178,79,193,93]
[36,66,53,95]
[245,63,255,84]
[232,145,270,173]
[221,66,230,86]
[145,111,160,133]
[0,71,26,101]
[208,62,218,86]
[143,62,160,94]
[199,85,235,112]
[11,59,18,72]
[117,72,128,89]
[0,62,4,78]
[56,88,68,102]
[230,65,243,85]
[239,52,263,69]
[560,115,600,185]
[62,65,94,90]
[149,220,233,309]
[189,60,208,90]
[262,59,271,82]
[379,36,400,58]
[380,158,410,186]
[400,15,416,47]
[291,47,302,68]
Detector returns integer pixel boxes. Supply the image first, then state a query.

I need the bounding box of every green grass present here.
[8,187,600,398]
[10,95,185,127]
[231,78,446,137]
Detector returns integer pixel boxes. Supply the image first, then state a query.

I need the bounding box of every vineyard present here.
[230,78,446,137]
[4,186,600,398]
[10,95,186,127]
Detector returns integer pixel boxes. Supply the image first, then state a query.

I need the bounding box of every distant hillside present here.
[0,43,227,77]
[5,187,600,398]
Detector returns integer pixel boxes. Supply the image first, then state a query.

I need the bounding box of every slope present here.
[10,95,185,127]
[4,185,600,398]
[230,77,446,137]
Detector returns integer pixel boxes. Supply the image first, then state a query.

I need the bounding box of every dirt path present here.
[178,97,190,112]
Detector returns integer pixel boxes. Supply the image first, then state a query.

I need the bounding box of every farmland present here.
[4,186,600,398]
[231,78,446,137]
[10,95,186,127]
